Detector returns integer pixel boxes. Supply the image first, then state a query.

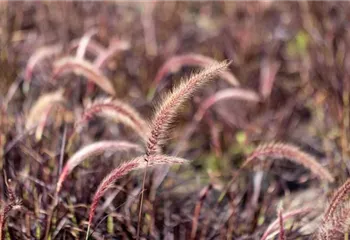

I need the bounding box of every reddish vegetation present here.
[1,2,350,239]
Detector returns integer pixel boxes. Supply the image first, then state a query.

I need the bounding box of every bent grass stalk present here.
[75,98,149,142]
[193,88,260,123]
[26,89,65,131]
[75,28,98,60]
[69,38,105,56]
[56,140,143,193]
[25,44,62,82]
[53,57,116,95]
[260,207,312,240]
[241,142,334,183]
[152,54,239,94]
[35,104,56,141]
[94,38,130,68]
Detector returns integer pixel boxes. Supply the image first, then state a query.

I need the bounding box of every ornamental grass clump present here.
[85,62,229,238]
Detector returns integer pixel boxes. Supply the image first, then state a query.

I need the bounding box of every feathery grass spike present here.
[0,183,21,240]
[146,61,229,158]
[26,89,65,131]
[241,142,334,183]
[323,179,350,222]
[315,179,350,240]
[260,207,312,240]
[56,141,143,193]
[25,44,62,82]
[76,98,149,141]
[94,39,130,68]
[69,38,105,56]
[317,205,350,239]
[34,104,55,141]
[53,57,116,95]
[86,154,187,237]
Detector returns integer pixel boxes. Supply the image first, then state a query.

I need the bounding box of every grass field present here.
[1,2,350,239]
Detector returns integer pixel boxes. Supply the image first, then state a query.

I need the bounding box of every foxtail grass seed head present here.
[146,61,230,158]
[241,142,334,183]
[53,57,116,95]
[87,155,187,231]
[75,98,149,141]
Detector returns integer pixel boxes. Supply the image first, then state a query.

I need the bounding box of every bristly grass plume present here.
[323,178,350,222]
[145,61,230,158]
[93,38,130,68]
[314,179,350,239]
[53,57,116,95]
[241,142,334,183]
[0,182,21,240]
[26,89,66,133]
[75,98,149,142]
[86,154,188,239]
